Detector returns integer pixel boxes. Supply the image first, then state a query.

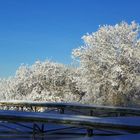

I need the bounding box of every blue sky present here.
[0,0,140,77]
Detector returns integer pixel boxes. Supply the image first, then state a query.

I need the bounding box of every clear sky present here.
[0,0,140,77]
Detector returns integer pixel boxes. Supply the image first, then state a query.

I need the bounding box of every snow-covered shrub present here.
[0,60,82,102]
[72,21,140,107]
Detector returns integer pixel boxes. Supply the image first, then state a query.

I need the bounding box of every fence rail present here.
[0,110,140,135]
[0,100,140,116]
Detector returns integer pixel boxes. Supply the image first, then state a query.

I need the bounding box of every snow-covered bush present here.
[72,21,140,107]
[0,60,82,102]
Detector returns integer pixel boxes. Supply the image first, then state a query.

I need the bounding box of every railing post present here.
[33,123,36,140]
[90,110,94,116]
[87,128,93,137]
[60,108,64,114]
[34,106,37,112]
[21,106,23,111]
[41,124,44,133]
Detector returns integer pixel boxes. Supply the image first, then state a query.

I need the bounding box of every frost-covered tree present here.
[72,21,140,107]
[0,60,82,102]
[1,21,140,107]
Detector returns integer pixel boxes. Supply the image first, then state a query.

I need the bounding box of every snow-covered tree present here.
[72,21,140,107]
[1,21,140,107]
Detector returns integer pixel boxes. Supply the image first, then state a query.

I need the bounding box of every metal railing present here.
[0,100,140,116]
[0,100,139,139]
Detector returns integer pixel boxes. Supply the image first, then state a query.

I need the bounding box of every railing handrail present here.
[0,100,140,115]
[0,109,140,133]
